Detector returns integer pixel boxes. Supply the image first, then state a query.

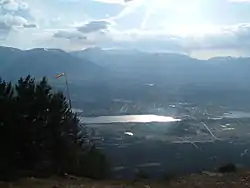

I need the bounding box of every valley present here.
[1,46,250,179]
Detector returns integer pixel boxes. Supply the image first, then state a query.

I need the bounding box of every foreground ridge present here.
[1,171,250,188]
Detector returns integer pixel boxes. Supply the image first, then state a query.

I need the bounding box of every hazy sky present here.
[1,0,250,58]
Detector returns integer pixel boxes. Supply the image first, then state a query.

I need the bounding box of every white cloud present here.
[92,0,133,4]
[0,22,11,40]
[112,0,143,19]
[0,0,29,11]
[0,0,250,58]
[229,0,250,2]
[0,14,27,26]
[78,20,111,33]
[183,23,250,51]
[89,23,250,56]
[53,29,86,40]
[0,15,27,41]
[23,23,37,28]
[2,0,19,11]
[0,12,37,41]
[92,0,126,4]
[27,21,250,57]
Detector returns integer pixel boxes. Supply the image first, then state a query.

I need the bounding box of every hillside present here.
[1,171,250,188]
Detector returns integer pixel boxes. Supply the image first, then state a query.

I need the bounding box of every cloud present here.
[91,0,130,4]
[0,0,35,41]
[184,23,250,51]
[1,0,19,11]
[53,30,87,40]
[0,22,11,37]
[113,0,144,19]
[78,20,110,33]
[89,23,250,55]
[0,14,37,42]
[0,15,25,40]
[0,21,10,29]
[0,0,29,11]
[229,0,250,2]
[99,28,187,53]
[23,23,37,28]
[0,14,27,26]
[0,0,34,25]
[1,0,250,58]
[40,22,250,56]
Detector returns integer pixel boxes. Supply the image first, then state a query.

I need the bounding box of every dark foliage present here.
[217,163,237,174]
[0,76,108,181]
[161,173,176,182]
[134,169,150,180]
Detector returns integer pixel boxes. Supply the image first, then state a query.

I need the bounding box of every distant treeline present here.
[0,76,108,181]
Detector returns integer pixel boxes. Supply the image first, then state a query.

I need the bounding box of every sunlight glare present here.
[141,0,212,36]
[131,115,181,123]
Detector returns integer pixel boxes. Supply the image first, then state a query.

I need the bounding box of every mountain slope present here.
[0,47,104,81]
[1,46,250,90]
[72,48,250,90]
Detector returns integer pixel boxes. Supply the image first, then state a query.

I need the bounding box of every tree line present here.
[0,75,108,181]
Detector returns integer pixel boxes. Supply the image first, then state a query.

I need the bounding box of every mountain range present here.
[0,46,250,91]
[72,47,250,90]
[0,46,103,81]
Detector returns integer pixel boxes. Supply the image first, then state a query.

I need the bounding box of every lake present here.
[73,107,250,125]
[223,111,250,119]
[80,114,181,124]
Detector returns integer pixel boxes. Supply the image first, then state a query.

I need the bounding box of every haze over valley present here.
[2,45,250,177]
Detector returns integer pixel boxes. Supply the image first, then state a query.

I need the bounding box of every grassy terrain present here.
[1,171,250,188]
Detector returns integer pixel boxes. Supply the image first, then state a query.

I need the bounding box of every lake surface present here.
[81,114,181,124]
[78,110,250,125]
[223,111,250,119]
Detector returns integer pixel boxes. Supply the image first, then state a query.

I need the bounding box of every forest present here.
[0,76,108,181]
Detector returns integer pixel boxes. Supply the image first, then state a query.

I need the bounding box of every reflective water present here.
[78,110,250,125]
[223,111,250,119]
[81,114,181,124]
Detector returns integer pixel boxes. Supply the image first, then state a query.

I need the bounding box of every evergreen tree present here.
[0,75,108,181]
[0,78,17,180]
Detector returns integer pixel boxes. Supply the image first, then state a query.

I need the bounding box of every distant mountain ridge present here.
[72,47,250,90]
[0,46,104,81]
[1,46,250,90]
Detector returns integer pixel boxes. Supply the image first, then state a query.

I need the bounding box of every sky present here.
[1,0,250,58]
